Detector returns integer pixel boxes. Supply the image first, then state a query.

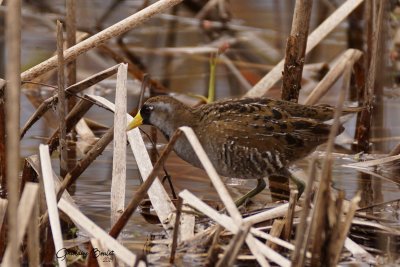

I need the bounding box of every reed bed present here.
[0,0,398,266]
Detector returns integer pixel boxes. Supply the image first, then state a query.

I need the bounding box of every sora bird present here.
[127,95,344,205]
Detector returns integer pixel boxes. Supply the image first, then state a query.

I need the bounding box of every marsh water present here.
[15,0,400,264]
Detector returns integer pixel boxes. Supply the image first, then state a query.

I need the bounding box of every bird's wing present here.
[202,112,334,162]
[198,97,338,121]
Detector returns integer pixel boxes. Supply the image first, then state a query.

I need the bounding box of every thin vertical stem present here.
[66,0,77,89]
[57,21,68,177]
[5,0,22,265]
[0,84,6,198]
[281,0,313,102]
[169,197,183,264]
[66,0,77,174]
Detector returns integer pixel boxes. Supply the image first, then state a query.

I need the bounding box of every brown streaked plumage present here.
[130,95,345,202]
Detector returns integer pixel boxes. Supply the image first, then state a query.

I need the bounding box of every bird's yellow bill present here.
[126,112,143,131]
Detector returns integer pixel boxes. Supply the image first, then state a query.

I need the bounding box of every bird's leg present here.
[234,178,266,207]
[291,174,305,197]
[279,168,305,198]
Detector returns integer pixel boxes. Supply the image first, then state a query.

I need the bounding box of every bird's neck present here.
[160,106,196,140]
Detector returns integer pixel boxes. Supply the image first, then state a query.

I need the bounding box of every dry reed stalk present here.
[87,94,176,234]
[303,49,363,105]
[216,222,252,267]
[0,80,5,198]
[169,197,183,264]
[57,127,114,200]
[237,31,281,63]
[75,119,97,154]
[205,225,223,266]
[246,0,364,97]
[39,144,66,267]
[308,62,350,265]
[0,198,7,228]
[281,0,313,102]
[47,96,94,154]
[180,190,287,267]
[27,195,39,267]
[57,21,68,177]
[179,127,241,222]
[108,130,182,239]
[27,154,76,203]
[19,0,183,82]
[2,183,39,266]
[292,159,317,266]
[58,198,137,266]
[282,190,298,241]
[243,203,300,225]
[19,159,37,196]
[111,64,128,225]
[344,237,375,264]
[66,0,77,89]
[179,199,195,242]
[354,0,386,153]
[266,219,285,251]
[20,64,120,139]
[195,0,218,19]
[4,0,21,265]
[388,142,400,156]
[65,0,78,180]
[344,153,400,169]
[329,193,361,266]
[39,127,114,230]
[352,218,400,235]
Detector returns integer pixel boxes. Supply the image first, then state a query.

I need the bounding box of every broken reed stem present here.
[169,197,183,264]
[40,127,114,229]
[292,159,317,267]
[266,219,285,251]
[57,21,68,177]
[39,145,66,267]
[20,0,183,82]
[111,64,128,226]
[283,190,298,241]
[216,223,252,267]
[108,129,182,238]
[20,64,120,139]
[5,0,21,265]
[281,0,313,102]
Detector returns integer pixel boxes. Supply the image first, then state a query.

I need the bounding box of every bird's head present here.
[127,95,191,138]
